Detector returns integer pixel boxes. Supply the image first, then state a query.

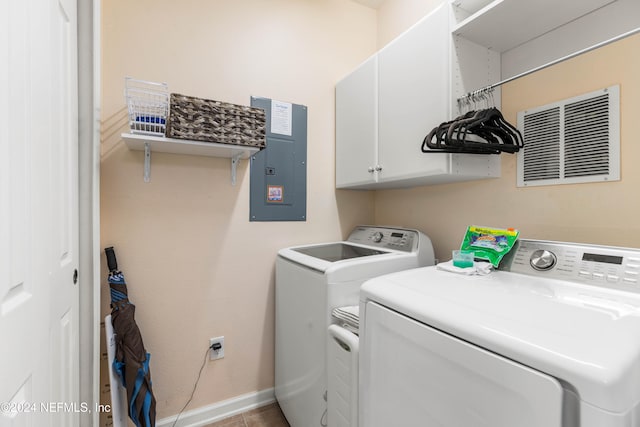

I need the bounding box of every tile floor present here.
[203,403,290,427]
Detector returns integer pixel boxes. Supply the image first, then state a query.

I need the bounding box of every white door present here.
[1,0,79,426]
[361,302,564,427]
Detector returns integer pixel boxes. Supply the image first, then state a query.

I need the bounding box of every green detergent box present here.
[460,226,519,267]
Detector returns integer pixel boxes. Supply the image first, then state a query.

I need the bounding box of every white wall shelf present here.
[451,0,614,52]
[450,0,639,112]
[121,133,260,184]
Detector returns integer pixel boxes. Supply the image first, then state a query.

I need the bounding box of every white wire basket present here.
[124,77,169,136]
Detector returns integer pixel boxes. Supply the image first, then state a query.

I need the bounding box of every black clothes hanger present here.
[422,104,523,154]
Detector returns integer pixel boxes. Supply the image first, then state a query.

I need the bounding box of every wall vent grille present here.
[516,86,619,187]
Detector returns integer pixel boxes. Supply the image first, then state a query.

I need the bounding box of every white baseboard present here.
[157,388,276,427]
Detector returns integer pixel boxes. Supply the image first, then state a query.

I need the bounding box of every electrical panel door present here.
[250,97,307,221]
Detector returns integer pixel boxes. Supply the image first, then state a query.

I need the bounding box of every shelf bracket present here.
[231,153,243,186]
[144,142,151,183]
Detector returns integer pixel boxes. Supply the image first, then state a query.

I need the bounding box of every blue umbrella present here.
[106,247,156,427]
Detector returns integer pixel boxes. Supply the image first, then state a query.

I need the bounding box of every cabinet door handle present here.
[368,166,375,173]
[375,165,382,172]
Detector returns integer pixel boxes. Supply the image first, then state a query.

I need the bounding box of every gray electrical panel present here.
[250,97,307,221]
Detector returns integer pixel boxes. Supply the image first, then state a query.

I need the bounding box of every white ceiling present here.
[351,0,385,9]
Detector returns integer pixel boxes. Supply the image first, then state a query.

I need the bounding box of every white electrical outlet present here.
[209,336,225,360]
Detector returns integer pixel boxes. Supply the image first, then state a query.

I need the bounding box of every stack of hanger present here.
[421,107,524,154]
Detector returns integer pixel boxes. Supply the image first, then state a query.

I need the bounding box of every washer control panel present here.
[529,249,557,271]
[500,239,640,293]
[347,226,419,253]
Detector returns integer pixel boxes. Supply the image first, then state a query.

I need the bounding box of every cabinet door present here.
[377,4,450,183]
[335,55,378,189]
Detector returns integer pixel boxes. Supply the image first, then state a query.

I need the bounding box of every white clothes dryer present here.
[360,239,640,427]
[275,226,434,427]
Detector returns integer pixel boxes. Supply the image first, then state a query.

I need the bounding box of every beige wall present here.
[100,0,376,419]
[374,23,640,262]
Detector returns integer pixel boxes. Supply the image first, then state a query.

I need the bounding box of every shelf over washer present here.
[121,133,260,184]
[452,0,615,52]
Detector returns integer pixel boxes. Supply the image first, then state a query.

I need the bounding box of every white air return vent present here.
[517,85,619,187]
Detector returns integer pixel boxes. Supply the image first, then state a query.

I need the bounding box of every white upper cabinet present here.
[376,3,451,186]
[336,3,499,190]
[336,55,378,188]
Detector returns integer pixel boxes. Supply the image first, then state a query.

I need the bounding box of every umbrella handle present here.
[105,246,118,272]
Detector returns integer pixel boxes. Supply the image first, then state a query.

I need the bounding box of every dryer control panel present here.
[500,239,640,293]
[347,226,419,253]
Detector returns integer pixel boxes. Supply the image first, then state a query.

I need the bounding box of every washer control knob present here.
[372,232,384,243]
[530,249,557,271]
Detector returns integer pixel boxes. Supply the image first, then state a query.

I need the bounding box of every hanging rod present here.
[457,26,640,104]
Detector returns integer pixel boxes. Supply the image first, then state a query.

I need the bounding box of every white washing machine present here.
[360,239,640,427]
[275,226,434,427]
